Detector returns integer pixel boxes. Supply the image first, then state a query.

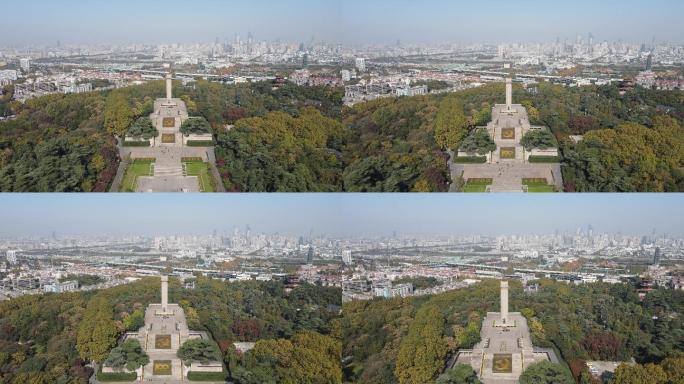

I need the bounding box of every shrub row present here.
[122,141,150,147]
[132,158,155,163]
[186,370,227,381]
[467,178,493,185]
[181,157,204,162]
[522,178,549,185]
[97,368,137,382]
[528,155,560,163]
[453,156,487,164]
[186,140,215,147]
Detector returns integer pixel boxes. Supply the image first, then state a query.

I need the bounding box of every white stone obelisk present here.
[166,73,173,100]
[161,275,169,313]
[500,280,509,325]
[505,78,512,109]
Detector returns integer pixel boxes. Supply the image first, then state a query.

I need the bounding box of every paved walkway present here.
[109,155,129,193]
[206,147,226,192]
[448,151,563,192]
[116,146,219,193]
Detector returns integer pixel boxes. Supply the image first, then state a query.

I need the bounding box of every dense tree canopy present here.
[215,108,347,192]
[0,92,118,191]
[177,339,222,366]
[342,95,450,192]
[519,361,574,384]
[436,364,481,384]
[395,305,448,384]
[180,117,211,136]
[520,129,557,151]
[459,128,496,155]
[562,117,684,192]
[126,117,157,139]
[103,339,149,371]
[1,79,681,192]
[229,331,342,384]
[343,279,684,384]
[0,277,341,383]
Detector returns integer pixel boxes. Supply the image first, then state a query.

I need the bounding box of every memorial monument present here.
[455,71,562,192]
[119,276,223,381]
[454,280,557,383]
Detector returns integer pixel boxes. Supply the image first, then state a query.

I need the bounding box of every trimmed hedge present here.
[132,158,155,163]
[467,178,493,185]
[126,117,158,139]
[528,156,560,163]
[187,370,227,381]
[97,367,137,382]
[453,156,487,164]
[180,117,212,135]
[122,141,150,147]
[182,157,204,162]
[186,140,215,147]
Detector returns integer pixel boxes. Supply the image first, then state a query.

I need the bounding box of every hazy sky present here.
[2,0,682,45]
[0,194,681,238]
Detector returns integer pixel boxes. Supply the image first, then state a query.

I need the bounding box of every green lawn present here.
[184,161,215,192]
[526,184,556,193]
[463,184,488,192]
[121,160,153,192]
[463,178,492,192]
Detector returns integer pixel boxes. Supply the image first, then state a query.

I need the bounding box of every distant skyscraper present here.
[342,250,353,265]
[654,247,661,265]
[5,250,17,265]
[306,246,314,264]
[154,237,165,251]
[19,58,30,72]
[646,53,653,70]
[355,58,366,73]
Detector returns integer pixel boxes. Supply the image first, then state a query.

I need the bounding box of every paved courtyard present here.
[119,146,215,193]
[452,282,556,383]
[455,162,563,192]
[450,77,562,193]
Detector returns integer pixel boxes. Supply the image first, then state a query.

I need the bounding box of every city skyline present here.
[2,0,683,46]
[0,194,682,238]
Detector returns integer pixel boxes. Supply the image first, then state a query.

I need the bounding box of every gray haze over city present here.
[2,0,683,45]
[0,194,682,238]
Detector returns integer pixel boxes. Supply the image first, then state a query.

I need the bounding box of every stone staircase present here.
[489,179,524,192]
[154,164,184,177]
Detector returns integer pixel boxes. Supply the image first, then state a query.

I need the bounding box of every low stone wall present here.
[528,148,558,157]
[188,362,224,373]
[183,134,214,145]
[124,136,154,146]
[457,151,492,163]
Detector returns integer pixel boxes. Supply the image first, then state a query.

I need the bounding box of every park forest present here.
[0,277,342,384]
[0,80,682,192]
[342,279,684,384]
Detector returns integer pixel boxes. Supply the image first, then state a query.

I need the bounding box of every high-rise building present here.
[342,250,353,265]
[154,237,165,251]
[306,245,314,264]
[20,58,30,72]
[5,250,17,264]
[654,247,661,265]
[355,58,366,73]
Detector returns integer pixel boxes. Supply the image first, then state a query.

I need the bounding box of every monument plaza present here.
[115,276,223,381]
[454,281,557,384]
[454,76,562,192]
[118,64,220,193]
